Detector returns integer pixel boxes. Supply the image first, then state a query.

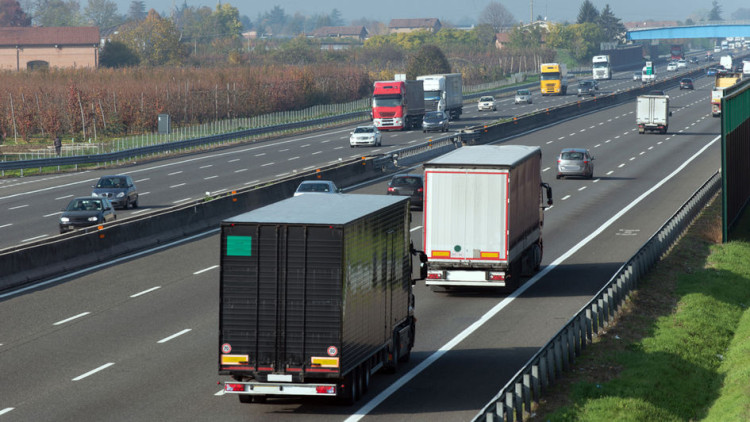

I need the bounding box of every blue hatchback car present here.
[707,68,717,76]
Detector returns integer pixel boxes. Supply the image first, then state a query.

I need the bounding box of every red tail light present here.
[417,188,423,193]
[387,187,395,192]
[316,386,336,394]
[225,383,245,392]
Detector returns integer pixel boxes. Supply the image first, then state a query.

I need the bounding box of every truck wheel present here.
[338,371,360,404]
[361,362,371,393]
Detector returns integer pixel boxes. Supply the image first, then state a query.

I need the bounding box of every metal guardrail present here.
[471,171,722,422]
[0,111,369,173]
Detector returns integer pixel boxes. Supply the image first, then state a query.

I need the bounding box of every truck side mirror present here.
[541,182,553,207]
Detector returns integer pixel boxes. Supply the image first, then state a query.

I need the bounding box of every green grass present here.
[535,198,750,421]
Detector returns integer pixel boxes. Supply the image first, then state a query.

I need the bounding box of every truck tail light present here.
[417,188,423,193]
[427,271,444,279]
[225,383,245,392]
[489,272,505,281]
[388,187,395,192]
[316,386,336,394]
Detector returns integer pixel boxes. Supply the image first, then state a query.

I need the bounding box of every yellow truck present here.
[540,63,568,95]
[711,73,742,117]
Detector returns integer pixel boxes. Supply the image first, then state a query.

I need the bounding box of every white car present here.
[349,125,381,147]
[294,180,340,196]
[514,89,532,104]
[667,62,678,71]
[677,59,687,68]
[477,96,497,111]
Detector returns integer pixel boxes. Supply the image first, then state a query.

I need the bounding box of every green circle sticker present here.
[454,245,461,252]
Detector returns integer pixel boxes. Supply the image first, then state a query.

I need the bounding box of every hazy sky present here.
[113,0,749,26]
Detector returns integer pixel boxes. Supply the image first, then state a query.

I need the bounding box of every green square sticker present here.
[226,236,252,256]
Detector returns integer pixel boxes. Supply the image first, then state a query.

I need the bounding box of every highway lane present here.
[0,61,695,249]
[0,68,723,420]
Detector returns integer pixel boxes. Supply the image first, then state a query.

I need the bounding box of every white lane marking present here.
[614,135,620,139]
[569,133,576,136]
[234,169,248,173]
[43,212,63,217]
[303,166,316,170]
[322,140,330,143]
[618,163,625,168]
[168,171,183,176]
[55,195,73,200]
[543,167,550,172]
[288,156,300,161]
[54,312,90,326]
[648,146,654,150]
[130,208,151,215]
[22,235,48,243]
[170,183,186,188]
[158,329,192,344]
[410,226,422,232]
[578,186,587,191]
[629,157,636,161]
[194,265,218,275]
[312,151,322,155]
[558,136,565,140]
[215,390,226,396]
[301,144,310,148]
[172,198,192,204]
[141,192,150,195]
[579,129,586,132]
[593,179,600,183]
[640,151,645,155]
[135,178,150,182]
[244,180,260,185]
[0,223,11,228]
[72,363,114,381]
[130,286,160,298]
[254,153,266,157]
[1,230,221,300]
[546,140,554,144]
[200,165,213,169]
[594,144,601,148]
[9,205,28,210]
[561,195,571,200]
[276,173,289,177]
[204,176,218,180]
[607,171,614,175]
[0,408,13,416]
[261,162,274,167]
[279,148,289,152]
[334,146,344,150]
[228,159,240,163]
[344,134,722,422]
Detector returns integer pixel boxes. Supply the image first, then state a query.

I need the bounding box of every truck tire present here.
[338,371,360,405]
[361,362,371,393]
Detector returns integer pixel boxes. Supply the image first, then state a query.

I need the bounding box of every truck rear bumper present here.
[426,280,508,287]
[426,269,508,287]
[224,381,338,397]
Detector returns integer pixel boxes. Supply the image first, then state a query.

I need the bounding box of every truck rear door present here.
[424,168,509,265]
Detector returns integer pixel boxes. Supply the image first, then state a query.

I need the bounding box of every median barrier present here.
[0,156,387,293]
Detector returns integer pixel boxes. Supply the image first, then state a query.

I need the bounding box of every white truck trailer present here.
[636,95,670,134]
[422,145,553,290]
[416,73,463,120]
[592,55,612,80]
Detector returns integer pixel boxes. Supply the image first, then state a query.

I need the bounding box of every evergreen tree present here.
[576,0,599,24]
[405,45,450,79]
[597,4,625,42]
[99,40,139,67]
[708,0,722,21]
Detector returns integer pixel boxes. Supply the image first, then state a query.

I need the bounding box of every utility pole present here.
[530,0,533,23]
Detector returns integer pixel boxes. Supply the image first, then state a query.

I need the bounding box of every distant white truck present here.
[641,61,655,84]
[416,73,463,120]
[592,55,612,80]
[720,55,733,71]
[422,145,553,290]
[637,95,670,134]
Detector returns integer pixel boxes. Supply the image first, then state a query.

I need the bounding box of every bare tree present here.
[478,2,516,33]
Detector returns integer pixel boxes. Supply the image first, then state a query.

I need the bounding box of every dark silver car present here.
[577,80,597,97]
[557,148,594,179]
[92,175,138,209]
[514,89,532,104]
[422,111,449,133]
[387,174,424,210]
[293,180,340,196]
[59,196,116,233]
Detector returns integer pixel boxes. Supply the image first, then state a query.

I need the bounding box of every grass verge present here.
[530,195,750,421]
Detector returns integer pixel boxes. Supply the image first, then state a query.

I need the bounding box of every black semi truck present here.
[219,193,422,403]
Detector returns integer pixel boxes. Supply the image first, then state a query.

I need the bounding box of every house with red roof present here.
[0,27,100,71]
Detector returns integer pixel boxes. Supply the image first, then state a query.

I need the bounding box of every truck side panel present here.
[424,169,510,266]
[508,153,542,255]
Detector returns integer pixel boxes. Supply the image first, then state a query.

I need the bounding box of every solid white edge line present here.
[130,286,161,298]
[215,390,226,396]
[157,329,192,344]
[344,135,720,422]
[53,312,90,326]
[72,363,114,381]
[409,226,422,233]
[0,408,14,415]
[194,265,218,275]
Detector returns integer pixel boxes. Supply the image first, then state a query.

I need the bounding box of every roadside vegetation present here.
[531,197,750,421]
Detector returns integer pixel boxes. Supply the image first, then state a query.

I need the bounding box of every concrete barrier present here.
[0,156,387,293]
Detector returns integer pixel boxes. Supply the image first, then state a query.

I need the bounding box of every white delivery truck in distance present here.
[637,95,670,134]
[592,55,612,80]
[422,145,553,290]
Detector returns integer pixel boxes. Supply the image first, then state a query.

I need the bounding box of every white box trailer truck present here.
[636,95,670,134]
[417,73,463,120]
[422,145,553,290]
